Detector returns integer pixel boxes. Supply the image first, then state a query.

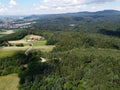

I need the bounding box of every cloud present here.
[87,0,116,4]
[0,2,8,13]
[0,0,18,14]
[33,0,116,14]
[35,0,116,8]
[9,0,17,8]
[0,0,118,15]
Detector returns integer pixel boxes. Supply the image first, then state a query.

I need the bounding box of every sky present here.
[0,0,120,15]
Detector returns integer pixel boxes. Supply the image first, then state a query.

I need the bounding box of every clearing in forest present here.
[9,34,46,46]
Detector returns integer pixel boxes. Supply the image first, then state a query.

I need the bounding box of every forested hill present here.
[31,10,120,33]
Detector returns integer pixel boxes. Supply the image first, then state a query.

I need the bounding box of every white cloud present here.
[0,2,8,13]
[0,0,18,14]
[33,0,86,13]
[0,0,118,15]
[9,0,17,8]
[33,0,117,14]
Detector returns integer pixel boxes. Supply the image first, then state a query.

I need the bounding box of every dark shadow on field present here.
[98,29,120,37]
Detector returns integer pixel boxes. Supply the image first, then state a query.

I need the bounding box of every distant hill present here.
[94,10,120,15]
[76,10,120,15]
[23,10,120,18]
[29,10,120,33]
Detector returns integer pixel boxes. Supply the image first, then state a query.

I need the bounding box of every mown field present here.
[9,40,47,46]
[0,50,22,58]
[0,34,4,37]
[0,30,14,34]
[0,45,54,53]
[0,74,19,90]
[0,30,14,38]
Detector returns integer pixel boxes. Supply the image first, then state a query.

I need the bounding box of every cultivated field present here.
[0,45,55,57]
[0,34,4,37]
[0,30,14,34]
[0,74,19,90]
[9,40,27,44]
[0,49,22,58]
[0,30,14,37]
[9,40,47,46]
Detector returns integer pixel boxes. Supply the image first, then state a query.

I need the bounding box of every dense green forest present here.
[19,48,120,90]
[31,11,120,33]
[0,29,120,90]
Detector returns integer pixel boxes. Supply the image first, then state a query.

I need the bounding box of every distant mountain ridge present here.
[92,10,120,15]
[29,9,120,32]
[69,10,120,15]
[20,10,120,19]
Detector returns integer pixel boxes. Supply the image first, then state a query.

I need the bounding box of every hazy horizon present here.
[0,9,120,16]
[0,0,120,15]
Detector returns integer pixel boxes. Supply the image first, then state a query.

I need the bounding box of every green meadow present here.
[0,74,19,90]
[0,50,24,58]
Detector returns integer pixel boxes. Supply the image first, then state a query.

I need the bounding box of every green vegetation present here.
[0,12,120,90]
[0,30,14,38]
[46,32,120,51]
[7,34,46,46]
[0,30,6,37]
[18,48,120,90]
[32,13,120,34]
[32,40,47,46]
[0,74,19,90]
[0,29,120,90]
[0,34,5,37]
[0,50,22,58]
[24,35,46,45]
[10,40,47,47]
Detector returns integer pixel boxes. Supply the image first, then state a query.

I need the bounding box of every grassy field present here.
[0,74,19,90]
[9,40,47,46]
[0,30,14,37]
[0,50,22,58]
[0,34,5,37]
[0,45,54,53]
[33,45,55,52]
[32,40,47,46]
[0,33,54,58]
[0,30,14,34]
[23,34,31,39]
[0,45,54,58]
